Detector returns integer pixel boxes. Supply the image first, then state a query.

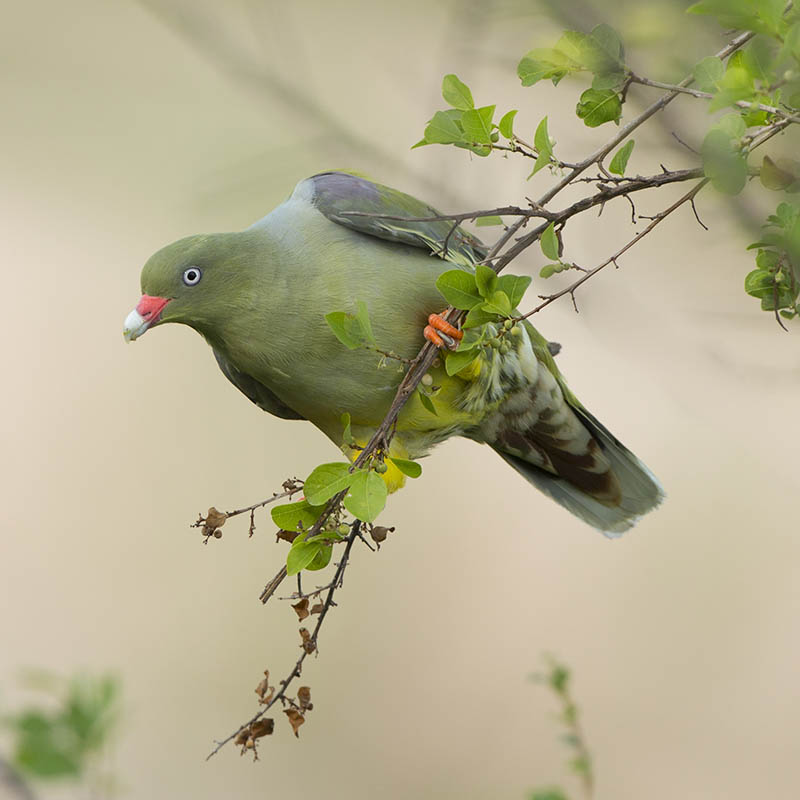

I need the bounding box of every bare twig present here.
[628,73,800,127]
[207,520,362,759]
[516,180,709,321]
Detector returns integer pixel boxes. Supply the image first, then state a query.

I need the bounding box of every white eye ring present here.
[182,267,202,286]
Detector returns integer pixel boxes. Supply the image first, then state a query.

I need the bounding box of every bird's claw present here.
[424,313,463,350]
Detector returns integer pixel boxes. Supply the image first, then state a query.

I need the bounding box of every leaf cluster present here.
[435,267,531,375]
[413,73,519,158]
[271,448,421,576]
[518,25,627,128]
[745,201,800,319]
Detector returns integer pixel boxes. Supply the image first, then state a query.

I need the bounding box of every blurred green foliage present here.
[2,672,119,783]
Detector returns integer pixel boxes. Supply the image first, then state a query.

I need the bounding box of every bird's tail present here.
[492,404,664,537]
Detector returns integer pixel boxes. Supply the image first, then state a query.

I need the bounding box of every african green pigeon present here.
[124,171,663,534]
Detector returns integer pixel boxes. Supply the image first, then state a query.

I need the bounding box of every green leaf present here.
[716,112,746,139]
[608,140,635,176]
[582,24,625,74]
[744,268,774,299]
[687,0,784,36]
[343,469,387,522]
[286,540,323,576]
[445,349,480,376]
[463,306,498,328]
[701,128,748,195]
[498,109,518,138]
[482,290,512,317]
[540,222,560,261]
[388,458,422,478]
[517,34,586,87]
[742,37,777,85]
[461,105,496,145]
[760,155,800,191]
[424,110,464,144]
[325,311,363,349]
[576,88,622,127]
[457,327,486,352]
[341,412,354,445]
[539,264,560,278]
[355,300,376,345]
[531,116,553,176]
[693,56,724,92]
[497,274,532,308]
[591,70,626,90]
[304,462,354,505]
[475,263,498,298]
[708,63,755,112]
[306,542,333,571]
[436,270,482,309]
[417,389,438,415]
[475,215,503,226]
[271,499,324,532]
[441,74,474,110]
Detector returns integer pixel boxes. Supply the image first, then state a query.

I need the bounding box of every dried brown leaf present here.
[234,728,249,747]
[284,708,305,737]
[299,627,316,654]
[205,507,227,529]
[255,670,274,703]
[297,686,312,711]
[292,598,310,621]
[250,718,274,739]
[370,525,395,544]
[310,602,324,615]
[276,529,300,543]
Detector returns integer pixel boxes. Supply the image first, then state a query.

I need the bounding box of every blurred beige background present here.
[2,0,799,798]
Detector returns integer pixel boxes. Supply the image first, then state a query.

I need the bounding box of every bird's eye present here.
[182,267,202,286]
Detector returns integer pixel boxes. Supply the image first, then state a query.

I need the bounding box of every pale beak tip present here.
[123,308,149,343]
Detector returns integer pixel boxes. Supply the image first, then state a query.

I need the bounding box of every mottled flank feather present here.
[456,325,663,535]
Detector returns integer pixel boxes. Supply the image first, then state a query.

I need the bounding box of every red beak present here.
[136,295,170,323]
[123,295,170,342]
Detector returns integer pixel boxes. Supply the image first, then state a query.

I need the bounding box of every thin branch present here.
[628,73,800,126]
[341,168,704,229]
[516,180,709,321]
[534,30,754,207]
[207,520,362,759]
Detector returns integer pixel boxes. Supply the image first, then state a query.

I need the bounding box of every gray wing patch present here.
[308,171,487,268]
[213,350,305,420]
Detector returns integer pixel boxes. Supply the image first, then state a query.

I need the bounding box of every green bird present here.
[124,171,663,534]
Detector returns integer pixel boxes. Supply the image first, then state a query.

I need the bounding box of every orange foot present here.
[423,313,464,350]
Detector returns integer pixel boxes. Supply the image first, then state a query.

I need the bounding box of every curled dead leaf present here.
[292,598,310,621]
[299,627,316,654]
[370,525,395,544]
[284,708,305,737]
[297,686,313,711]
[310,602,324,615]
[205,507,227,529]
[255,670,274,703]
[250,718,274,739]
[276,529,300,543]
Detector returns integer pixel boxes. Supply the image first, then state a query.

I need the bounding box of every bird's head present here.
[123,233,243,342]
